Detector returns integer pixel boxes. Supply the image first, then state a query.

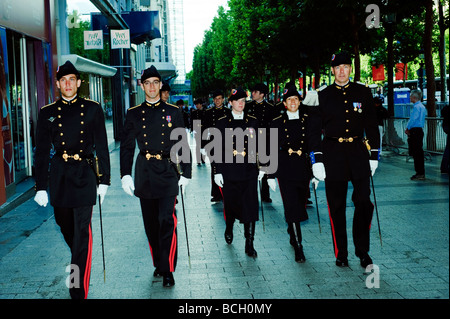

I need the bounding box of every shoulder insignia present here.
[40,101,57,110]
[272,115,282,121]
[84,98,100,104]
[217,115,227,121]
[127,104,141,111]
[317,85,327,92]
[167,103,179,109]
[247,114,257,120]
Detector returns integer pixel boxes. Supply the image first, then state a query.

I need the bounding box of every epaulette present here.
[317,85,327,91]
[167,103,179,109]
[356,81,368,87]
[127,104,141,111]
[40,101,57,110]
[217,115,227,121]
[272,115,282,121]
[84,98,100,104]
[247,114,257,120]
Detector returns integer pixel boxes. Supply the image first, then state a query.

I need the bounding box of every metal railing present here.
[384,117,447,155]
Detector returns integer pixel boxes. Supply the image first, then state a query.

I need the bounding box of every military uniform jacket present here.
[120,100,192,199]
[268,108,311,182]
[245,100,274,128]
[34,97,111,208]
[307,82,380,181]
[214,113,259,181]
[203,105,231,129]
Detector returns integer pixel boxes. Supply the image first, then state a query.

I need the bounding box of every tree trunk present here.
[350,11,361,82]
[425,0,437,151]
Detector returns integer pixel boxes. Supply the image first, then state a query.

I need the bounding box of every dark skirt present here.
[222,178,259,223]
[277,178,309,223]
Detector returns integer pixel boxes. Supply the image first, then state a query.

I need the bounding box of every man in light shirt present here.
[405,89,427,180]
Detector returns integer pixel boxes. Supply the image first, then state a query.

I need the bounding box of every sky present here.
[66,0,229,73]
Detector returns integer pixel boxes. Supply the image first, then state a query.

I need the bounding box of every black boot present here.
[288,222,305,263]
[244,222,257,257]
[224,217,235,244]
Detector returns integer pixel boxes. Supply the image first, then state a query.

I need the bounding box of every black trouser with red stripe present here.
[54,206,93,299]
[324,177,374,260]
[140,196,178,273]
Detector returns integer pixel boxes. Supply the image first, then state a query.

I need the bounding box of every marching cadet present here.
[203,89,231,202]
[190,99,206,165]
[34,61,111,299]
[120,65,191,287]
[305,51,379,268]
[267,84,311,263]
[213,87,264,257]
[246,83,273,203]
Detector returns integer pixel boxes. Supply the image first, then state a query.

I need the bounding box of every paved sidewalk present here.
[0,137,448,302]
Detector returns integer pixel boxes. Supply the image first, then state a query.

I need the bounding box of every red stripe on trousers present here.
[169,199,177,272]
[84,222,93,299]
[327,200,339,258]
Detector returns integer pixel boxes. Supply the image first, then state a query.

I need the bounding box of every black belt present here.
[325,136,361,143]
[139,150,170,161]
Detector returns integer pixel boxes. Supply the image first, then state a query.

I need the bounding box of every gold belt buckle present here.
[288,148,302,156]
[62,153,81,161]
[145,153,162,160]
[233,150,246,157]
[338,137,354,143]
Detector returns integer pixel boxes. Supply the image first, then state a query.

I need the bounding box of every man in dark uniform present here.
[191,98,206,165]
[305,51,379,268]
[246,83,273,203]
[267,84,311,263]
[203,89,231,202]
[34,61,111,299]
[120,65,192,287]
[213,87,264,257]
[161,83,171,103]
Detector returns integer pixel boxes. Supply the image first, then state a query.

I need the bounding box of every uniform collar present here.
[334,81,350,89]
[286,110,299,120]
[61,95,78,105]
[231,110,244,120]
[145,99,161,107]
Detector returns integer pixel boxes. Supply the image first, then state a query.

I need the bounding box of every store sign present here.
[111,29,130,49]
[84,30,103,50]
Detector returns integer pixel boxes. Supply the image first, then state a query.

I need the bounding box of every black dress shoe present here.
[359,254,373,268]
[295,246,306,263]
[211,196,222,202]
[336,258,349,267]
[153,268,162,277]
[163,272,175,287]
[224,228,233,244]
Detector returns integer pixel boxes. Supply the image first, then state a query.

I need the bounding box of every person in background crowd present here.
[405,89,427,180]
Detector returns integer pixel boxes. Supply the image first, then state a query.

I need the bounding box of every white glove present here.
[311,178,319,190]
[97,184,109,204]
[369,160,378,176]
[268,178,277,191]
[214,174,224,188]
[312,163,326,181]
[178,176,190,195]
[121,175,135,196]
[258,170,265,181]
[302,90,319,106]
[34,190,48,207]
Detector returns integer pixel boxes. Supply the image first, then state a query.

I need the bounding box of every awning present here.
[91,11,161,45]
[61,54,117,77]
